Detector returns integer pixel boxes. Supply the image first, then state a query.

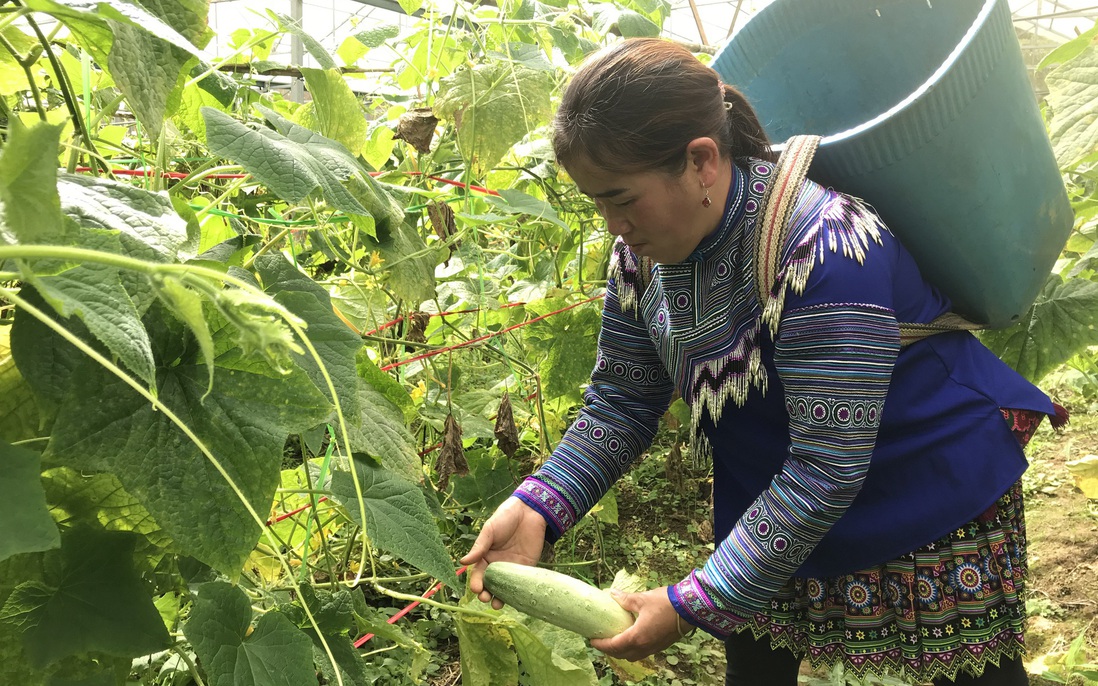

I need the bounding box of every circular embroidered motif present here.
[844,579,874,610]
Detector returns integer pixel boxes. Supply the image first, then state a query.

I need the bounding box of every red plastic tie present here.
[363,302,526,338]
[381,295,604,372]
[354,565,469,647]
[266,496,329,526]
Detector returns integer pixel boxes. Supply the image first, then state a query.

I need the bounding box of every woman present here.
[461,38,1063,685]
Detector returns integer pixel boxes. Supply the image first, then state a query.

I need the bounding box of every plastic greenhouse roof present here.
[664,0,1098,52]
[204,0,1098,66]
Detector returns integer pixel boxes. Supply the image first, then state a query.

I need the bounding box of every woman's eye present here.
[613,199,634,207]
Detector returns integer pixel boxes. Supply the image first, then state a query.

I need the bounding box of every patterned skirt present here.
[732,408,1045,683]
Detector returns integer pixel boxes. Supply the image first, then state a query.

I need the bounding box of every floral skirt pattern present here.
[732,408,1043,683]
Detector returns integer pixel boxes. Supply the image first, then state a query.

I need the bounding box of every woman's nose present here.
[598,204,630,236]
[605,217,631,236]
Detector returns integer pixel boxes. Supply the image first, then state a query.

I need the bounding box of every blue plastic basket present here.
[711,0,1073,327]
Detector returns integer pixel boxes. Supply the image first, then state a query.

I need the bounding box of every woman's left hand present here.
[590,586,688,661]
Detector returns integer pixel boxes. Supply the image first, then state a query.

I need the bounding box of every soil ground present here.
[1018,412,1098,684]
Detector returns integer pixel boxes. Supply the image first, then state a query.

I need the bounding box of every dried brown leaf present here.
[427,200,459,265]
[494,392,520,458]
[435,412,468,491]
[394,107,439,154]
[404,311,431,344]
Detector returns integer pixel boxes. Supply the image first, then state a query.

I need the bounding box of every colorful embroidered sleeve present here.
[514,256,675,541]
[670,193,902,637]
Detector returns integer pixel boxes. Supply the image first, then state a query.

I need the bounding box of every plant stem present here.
[243,226,293,270]
[171,644,207,686]
[169,164,245,193]
[373,582,497,620]
[154,125,169,192]
[10,437,49,445]
[196,174,250,219]
[361,333,440,350]
[0,7,29,35]
[19,5,105,174]
[0,32,47,121]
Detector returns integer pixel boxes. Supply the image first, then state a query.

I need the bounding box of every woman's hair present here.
[552,38,775,174]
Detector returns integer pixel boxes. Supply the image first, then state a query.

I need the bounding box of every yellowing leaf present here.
[435,61,553,177]
[1066,454,1098,499]
[300,67,369,156]
[1046,37,1098,168]
[609,568,646,595]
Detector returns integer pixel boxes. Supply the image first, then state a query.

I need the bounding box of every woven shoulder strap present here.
[754,135,984,347]
[898,313,984,346]
[754,135,821,310]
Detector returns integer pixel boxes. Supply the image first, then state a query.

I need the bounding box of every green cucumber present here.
[482,561,635,639]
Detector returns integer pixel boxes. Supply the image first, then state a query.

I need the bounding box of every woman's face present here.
[566,156,717,264]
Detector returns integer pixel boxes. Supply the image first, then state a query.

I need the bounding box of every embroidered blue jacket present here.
[514,160,1053,638]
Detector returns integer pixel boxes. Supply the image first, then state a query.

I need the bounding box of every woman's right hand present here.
[460,496,548,609]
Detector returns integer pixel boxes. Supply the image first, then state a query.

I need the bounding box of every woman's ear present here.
[685,137,722,187]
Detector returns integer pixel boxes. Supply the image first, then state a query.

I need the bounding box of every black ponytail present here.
[721,84,777,163]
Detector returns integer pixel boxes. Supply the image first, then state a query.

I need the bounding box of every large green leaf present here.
[105,0,211,140]
[44,320,331,574]
[981,274,1098,382]
[449,449,516,514]
[488,189,570,230]
[310,634,369,686]
[25,0,203,52]
[455,608,520,686]
[366,218,438,309]
[9,287,87,421]
[59,173,197,263]
[268,10,337,69]
[40,467,177,604]
[1039,24,1098,71]
[0,528,171,668]
[1046,37,1098,169]
[352,24,400,49]
[329,456,460,589]
[176,75,231,139]
[28,231,157,391]
[592,5,662,37]
[455,595,598,686]
[0,27,40,95]
[203,107,375,220]
[184,581,316,686]
[300,68,368,156]
[275,587,373,686]
[435,61,553,176]
[0,326,43,444]
[277,585,359,636]
[42,468,170,550]
[257,105,405,235]
[520,298,600,400]
[225,102,427,299]
[347,377,421,483]
[0,442,59,562]
[356,350,415,422]
[256,254,362,421]
[508,618,599,685]
[0,120,65,246]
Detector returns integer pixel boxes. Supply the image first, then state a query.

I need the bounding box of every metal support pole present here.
[686,0,709,46]
[290,0,304,103]
[726,0,745,39]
